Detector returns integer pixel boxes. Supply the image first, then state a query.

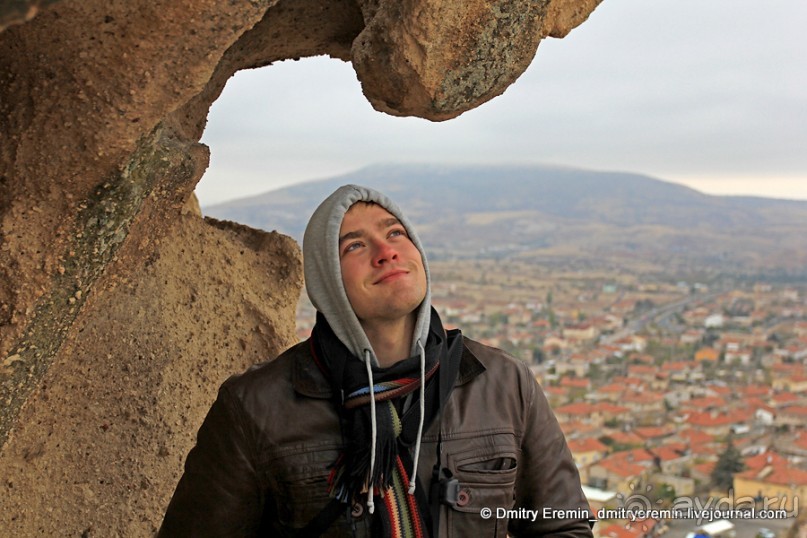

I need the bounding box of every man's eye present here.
[389,228,406,238]
[344,242,362,254]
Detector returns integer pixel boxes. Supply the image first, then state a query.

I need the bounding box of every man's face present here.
[339,202,427,327]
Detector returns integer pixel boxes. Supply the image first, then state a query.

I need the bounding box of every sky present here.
[195,0,807,206]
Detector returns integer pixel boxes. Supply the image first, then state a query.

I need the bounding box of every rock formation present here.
[0,0,601,534]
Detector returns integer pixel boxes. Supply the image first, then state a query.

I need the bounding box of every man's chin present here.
[378,296,426,322]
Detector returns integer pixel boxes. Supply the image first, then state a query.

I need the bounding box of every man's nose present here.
[372,241,398,266]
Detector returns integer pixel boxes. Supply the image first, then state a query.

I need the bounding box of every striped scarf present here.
[311,311,448,538]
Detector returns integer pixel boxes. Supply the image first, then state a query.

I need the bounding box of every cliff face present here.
[0,0,601,534]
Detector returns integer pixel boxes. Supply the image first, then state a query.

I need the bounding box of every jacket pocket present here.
[263,446,361,536]
[444,442,519,538]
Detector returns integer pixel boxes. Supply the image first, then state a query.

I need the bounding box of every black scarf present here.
[310,308,462,536]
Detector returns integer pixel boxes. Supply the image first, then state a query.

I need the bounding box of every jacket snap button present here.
[351,503,364,518]
[456,489,470,507]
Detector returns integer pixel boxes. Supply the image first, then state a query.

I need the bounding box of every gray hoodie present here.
[302,184,432,366]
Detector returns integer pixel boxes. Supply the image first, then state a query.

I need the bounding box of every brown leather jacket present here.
[159,337,593,537]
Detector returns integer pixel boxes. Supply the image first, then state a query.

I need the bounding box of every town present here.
[297,259,807,538]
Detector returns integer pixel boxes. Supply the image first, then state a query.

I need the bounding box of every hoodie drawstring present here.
[408,339,426,495]
[364,349,377,514]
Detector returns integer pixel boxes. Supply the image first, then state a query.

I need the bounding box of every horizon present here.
[199,162,807,209]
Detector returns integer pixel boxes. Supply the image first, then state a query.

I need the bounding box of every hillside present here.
[203,164,807,278]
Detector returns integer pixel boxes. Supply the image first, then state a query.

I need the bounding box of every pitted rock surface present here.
[0,0,601,534]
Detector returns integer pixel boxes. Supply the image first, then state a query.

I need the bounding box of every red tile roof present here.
[794,432,807,451]
[652,445,688,462]
[626,518,660,534]
[559,421,600,438]
[690,443,721,459]
[737,464,807,486]
[596,457,647,479]
[677,428,715,445]
[709,385,733,396]
[568,437,610,454]
[628,365,657,376]
[772,364,804,374]
[613,376,645,387]
[740,385,772,398]
[596,402,631,415]
[744,451,789,472]
[681,396,728,409]
[622,391,664,405]
[740,398,775,415]
[555,402,598,415]
[661,361,694,372]
[560,377,591,389]
[598,383,626,394]
[695,347,720,361]
[607,431,645,446]
[692,460,716,477]
[634,426,675,440]
[610,448,656,464]
[685,411,746,428]
[771,392,801,406]
[780,405,807,418]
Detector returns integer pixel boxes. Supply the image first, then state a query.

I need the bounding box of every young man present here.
[159,185,593,537]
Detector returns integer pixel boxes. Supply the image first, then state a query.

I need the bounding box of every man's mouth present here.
[374,269,408,285]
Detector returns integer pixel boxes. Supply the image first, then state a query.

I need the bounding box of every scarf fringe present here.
[329,400,399,501]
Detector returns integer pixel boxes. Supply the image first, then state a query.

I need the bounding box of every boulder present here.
[0,0,601,533]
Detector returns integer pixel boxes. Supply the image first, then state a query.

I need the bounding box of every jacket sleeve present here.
[158,384,264,537]
[509,367,594,538]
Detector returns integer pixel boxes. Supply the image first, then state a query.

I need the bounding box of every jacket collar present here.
[293,336,485,399]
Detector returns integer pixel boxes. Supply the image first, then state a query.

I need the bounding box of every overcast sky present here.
[195,0,807,206]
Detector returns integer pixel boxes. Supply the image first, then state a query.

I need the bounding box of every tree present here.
[710,439,745,490]
[532,347,545,364]
[652,483,676,507]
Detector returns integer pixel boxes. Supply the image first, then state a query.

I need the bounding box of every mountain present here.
[202,164,807,278]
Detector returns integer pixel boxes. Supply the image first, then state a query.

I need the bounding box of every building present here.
[694,347,719,363]
[772,374,807,393]
[564,322,600,344]
[683,410,747,438]
[568,437,610,483]
[589,456,649,494]
[554,402,604,427]
[634,426,675,447]
[733,454,807,512]
[775,405,807,428]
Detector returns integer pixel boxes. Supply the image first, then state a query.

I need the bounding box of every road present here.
[665,517,796,538]
[601,291,720,345]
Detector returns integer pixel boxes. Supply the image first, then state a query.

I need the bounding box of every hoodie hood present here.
[302,184,432,366]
